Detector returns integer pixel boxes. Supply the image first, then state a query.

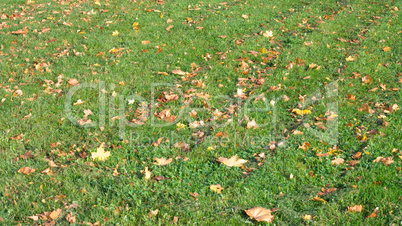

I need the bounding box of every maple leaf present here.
[209,184,224,194]
[348,205,363,213]
[17,167,35,175]
[218,155,248,167]
[91,145,111,161]
[382,46,390,52]
[263,30,273,38]
[245,207,274,223]
[153,157,173,166]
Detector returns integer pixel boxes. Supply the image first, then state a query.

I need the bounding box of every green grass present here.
[0,0,401,224]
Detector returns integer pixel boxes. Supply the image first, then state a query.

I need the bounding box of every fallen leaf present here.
[153,157,173,166]
[68,78,79,86]
[17,167,35,175]
[66,212,76,223]
[292,109,312,116]
[373,157,394,165]
[331,158,344,165]
[382,46,390,52]
[246,120,258,129]
[218,155,248,167]
[302,215,312,221]
[367,207,379,218]
[141,40,150,45]
[148,209,159,218]
[91,145,111,161]
[311,196,327,203]
[346,56,355,62]
[245,207,274,223]
[348,205,363,213]
[317,188,337,196]
[50,208,62,219]
[171,69,187,75]
[210,184,224,194]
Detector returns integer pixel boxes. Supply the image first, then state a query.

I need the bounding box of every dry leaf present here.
[50,208,62,219]
[382,46,390,52]
[302,215,312,220]
[245,207,274,223]
[292,109,312,116]
[367,207,379,218]
[142,40,150,45]
[68,78,79,86]
[148,209,159,218]
[210,184,224,194]
[171,69,187,75]
[331,158,344,165]
[218,155,248,167]
[346,56,355,62]
[66,212,76,223]
[373,157,394,165]
[91,145,111,161]
[311,196,327,203]
[17,167,35,175]
[348,205,363,213]
[153,157,173,166]
[246,120,258,129]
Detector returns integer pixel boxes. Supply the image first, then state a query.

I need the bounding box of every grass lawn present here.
[0,0,401,224]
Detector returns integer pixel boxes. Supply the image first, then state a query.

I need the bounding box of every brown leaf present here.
[17,167,36,175]
[173,142,190,151]
[348,205,363,213]
[347,160,360,167]
[331,158,344,165]
[171,69,187,75]
[153,157,173,166]
[11,27,28,35]
[141,40,150,45]
[66,212,76,223]
[245,207,274,223]
[317,188,337,196]
[148,209,159,218]
[373,157,394,165]
[218,155,248,167]
[68,79,79,86]
[49,208,62,220]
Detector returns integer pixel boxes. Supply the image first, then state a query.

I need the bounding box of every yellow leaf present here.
[311,196,327,203]
[91,145,111,161]
[245,207,274,223]
[302,215,312,221]
[346,56,355,61]
[218,155,248,167]
[210,184,224,194]
[292,109,312,116]
[382,46,390,52]
[112,30,119,36]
